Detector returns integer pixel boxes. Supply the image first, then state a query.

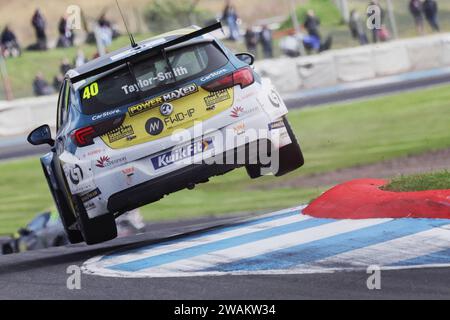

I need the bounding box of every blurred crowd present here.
[1,8,121,96]
[0,0,444,97]
[409,0,440,35]
[223,0,332,59]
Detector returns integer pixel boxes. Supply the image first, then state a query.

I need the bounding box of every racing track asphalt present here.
[0,212,449,300]
[2,70,450,162]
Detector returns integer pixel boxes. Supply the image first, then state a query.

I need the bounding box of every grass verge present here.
[383,171,450,192]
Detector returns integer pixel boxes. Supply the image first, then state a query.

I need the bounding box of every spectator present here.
[423,0,440,32]
[98,13,112,29]
[33,72,53,96]
[304,10,321,40]
[1,25,21,57]
[57,14,74,48]
[244,27,258,58]
[279,30,301,58]
[31,9,47,50]
[303,33,333,53]
[53,74,64,91]
[96,13,114,48]
[60,58,73,75]
[409,0,425,35]
[368,0,385,43]
[259,25,273,59]
[222,1,240,41]
[349,10,369,45]
[74,49,86,68]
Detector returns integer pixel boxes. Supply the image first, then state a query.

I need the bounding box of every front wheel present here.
[274,117,305,177]
[41,161,83,244]
[245,117,304,178]
[74,196,117,245]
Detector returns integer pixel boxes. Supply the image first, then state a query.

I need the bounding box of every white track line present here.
[137,219,389,276]
[310,224,450,268]
[96,208,307,268]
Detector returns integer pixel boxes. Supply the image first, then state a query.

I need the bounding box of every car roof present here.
[68,25,219,83]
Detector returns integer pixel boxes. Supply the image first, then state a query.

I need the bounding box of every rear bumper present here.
[107,139,269,213]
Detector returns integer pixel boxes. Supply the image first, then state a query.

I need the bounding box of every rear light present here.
[202,67,255,92]
[71,115,125,147]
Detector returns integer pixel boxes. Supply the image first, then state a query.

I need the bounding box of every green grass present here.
[383,171,450,192]
[1,84,450,234]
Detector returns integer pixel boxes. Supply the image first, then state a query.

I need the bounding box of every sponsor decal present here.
[151,138,214,170]
[204,90,231,107]
[268,120,285,131]
[145,118,164,136]
[85,202,96,211]
[233,122,246,135]
[127,84,198,117]
[107,125,135,143]
[230,106,258,118]
[80,188,101,203]
[162,84,198,101]
[69,165,83,185]
[268,89,281,108]
[121,67,189,94]
[84,149,104,157]
[164,109,195,127]
[122,167,135,176]
[96,155,127,168]
[236,90,258,103]
[160,103,174,116]
[200,68,229,82]
[122,167,135,186]
[231,106,244,118]
[128,96,164,117]
[92,109,121,121]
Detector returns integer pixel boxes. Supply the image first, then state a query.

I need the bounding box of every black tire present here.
[275,117,304,177]
[74,196,117,245]
[245,117,304,178]
[41,162,84,244]
[245,140,271,179]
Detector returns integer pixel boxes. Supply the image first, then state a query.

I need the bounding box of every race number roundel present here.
[145,118,164,136]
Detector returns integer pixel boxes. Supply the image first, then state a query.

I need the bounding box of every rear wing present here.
[70,22,222,83]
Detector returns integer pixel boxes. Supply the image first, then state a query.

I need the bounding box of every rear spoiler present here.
[70,21,223,83]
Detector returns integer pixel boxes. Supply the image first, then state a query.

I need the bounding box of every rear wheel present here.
[74,196,117,245]
[55,189,84,244]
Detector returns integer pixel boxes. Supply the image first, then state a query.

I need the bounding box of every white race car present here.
[28,22,304,244]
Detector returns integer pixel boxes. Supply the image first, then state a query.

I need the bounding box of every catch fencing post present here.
[288,0,306,56]
[386,0,399,39]
[0,53,14,101]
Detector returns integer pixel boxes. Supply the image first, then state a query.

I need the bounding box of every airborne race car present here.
[28,22,304,245]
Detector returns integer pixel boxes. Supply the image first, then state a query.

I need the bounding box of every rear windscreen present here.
[79,43,229,115]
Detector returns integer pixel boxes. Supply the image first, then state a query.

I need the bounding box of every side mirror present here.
[236,52,255,66]
[18,228,31,237]
[27,124,55,147]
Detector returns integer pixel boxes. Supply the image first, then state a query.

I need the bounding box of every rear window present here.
[79,43,229,115]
